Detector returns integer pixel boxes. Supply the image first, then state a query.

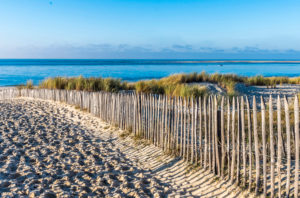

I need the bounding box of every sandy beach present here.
[0,98,258,197]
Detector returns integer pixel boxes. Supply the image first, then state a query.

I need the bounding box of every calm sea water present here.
[1,59,300,86]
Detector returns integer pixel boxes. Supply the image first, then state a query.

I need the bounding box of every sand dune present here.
[0,98,256,197]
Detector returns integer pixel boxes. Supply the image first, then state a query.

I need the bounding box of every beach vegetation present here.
[17,80,34,90]
[26,72,300,97]
[39,76,132,92]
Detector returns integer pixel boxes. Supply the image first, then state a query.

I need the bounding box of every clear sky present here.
[0,0,300,59]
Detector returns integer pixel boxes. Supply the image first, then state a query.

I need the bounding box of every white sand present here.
[188,82,227,95]
[0,98,257,197]
[235,83,300,98]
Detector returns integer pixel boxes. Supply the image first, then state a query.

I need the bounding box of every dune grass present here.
[39,76,133,92]
[26,72,300,98]
[135,72,244,96]
[134,79,208,97]
[246,75,300,87]
[17,80,34,90]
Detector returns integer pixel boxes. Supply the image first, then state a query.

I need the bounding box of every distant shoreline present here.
[173,60,300,63]
[1,59,300,64]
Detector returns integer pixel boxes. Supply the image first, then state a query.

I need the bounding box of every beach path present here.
[0,98,252,197]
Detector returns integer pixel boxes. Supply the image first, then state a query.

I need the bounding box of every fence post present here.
[294,95,299,198]
[187,97,191,162]
[261,96,267,197]
[269,96,275,198]
[183,97,187,159]
[199,97,203,166]
[230,97,236,183]
[246,96,252,191]
[156,95,161,146]
[236,97,241,185]
[208,96,212,171]
[194,98,198,164]
[176,97,180,153]
[277,96,282,197]
[226,97,231,178]
[214,96,220,176]
[253,96,260,195]
[221,96,225,178]
[204,96,208,169]
[241,96,246,186]
[284,96,291,197]
[211,96,215,172]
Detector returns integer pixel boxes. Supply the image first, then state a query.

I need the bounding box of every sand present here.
[0,98,258,197]
[235,83,300,98]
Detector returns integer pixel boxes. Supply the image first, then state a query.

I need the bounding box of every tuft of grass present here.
[74,105,80,109]
[119,131,131,139]
[26,80,34,89]
[17,80,34,90]
[39,76,133,92]
[82,108,88,112]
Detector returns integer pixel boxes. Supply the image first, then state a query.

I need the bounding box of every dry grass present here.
[39,75,133,92]
[17,80,34,90]
[119,131,131,139]
[20,73,300,98]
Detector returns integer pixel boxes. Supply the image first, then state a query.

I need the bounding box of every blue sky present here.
[0,0,300,58]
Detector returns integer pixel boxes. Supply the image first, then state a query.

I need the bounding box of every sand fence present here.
[0,88,299,197]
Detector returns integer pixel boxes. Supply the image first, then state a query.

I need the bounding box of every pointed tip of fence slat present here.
[252,96,256,107]
[284,95,289,110]
[260,96,265,109]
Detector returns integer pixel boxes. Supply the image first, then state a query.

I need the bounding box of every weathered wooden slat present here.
[191,98,195,163]
[211,96,215,172]
[208,96,212,171]
[230,97,236,184]
[204,96,208,169]
[294,95,299,198]
[214,96,220,176]
[183,97,187,159]
[167,96,172,151]
[261,96,267,197]
[284,96,291,197]
[220,96,225,178]
[199,97,203,166]
[227,97,231,178]
[176,96,180,153]
[194,98,198,164]
[180,97,184,157]
[236,97,240,184]
[187,97,191,162]
[241,96,246,186]
[277,96,282,197]
[253,96,260,195]
[269,96,275,198]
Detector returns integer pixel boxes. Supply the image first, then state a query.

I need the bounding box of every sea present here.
[0,59,300,86]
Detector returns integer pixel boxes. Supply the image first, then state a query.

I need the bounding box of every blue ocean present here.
[0,59,300,86]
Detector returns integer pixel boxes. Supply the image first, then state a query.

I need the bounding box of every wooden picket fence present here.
[0,88,299,197]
